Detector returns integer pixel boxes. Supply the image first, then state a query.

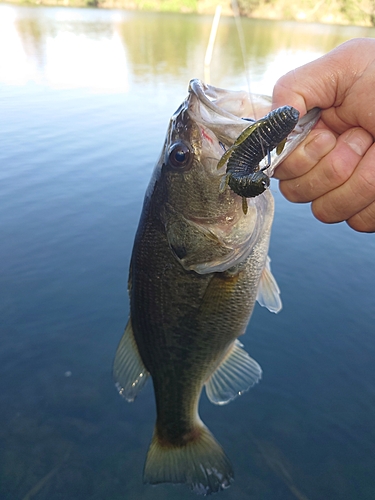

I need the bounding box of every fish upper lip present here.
[188,79,243,121]
[187,79,257,145]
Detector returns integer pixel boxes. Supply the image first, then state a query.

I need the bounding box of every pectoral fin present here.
[256,256,282,313]
[113,320,149,402]
[205,340,262,405]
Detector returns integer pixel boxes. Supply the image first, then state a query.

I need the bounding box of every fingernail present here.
[344,130,368,156]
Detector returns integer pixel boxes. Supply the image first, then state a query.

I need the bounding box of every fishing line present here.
[231,0,267,159]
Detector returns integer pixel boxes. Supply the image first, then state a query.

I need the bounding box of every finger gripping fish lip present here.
[224,105,300,198]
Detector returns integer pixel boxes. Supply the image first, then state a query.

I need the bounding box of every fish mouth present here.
[189,79,249,120]
[187,79,272,145]
[189,79,271,120]
[186,79,320,176]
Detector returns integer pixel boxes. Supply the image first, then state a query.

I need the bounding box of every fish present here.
[113,79,320,495]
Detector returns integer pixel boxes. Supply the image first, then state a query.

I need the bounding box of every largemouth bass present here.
[113,80,319,495]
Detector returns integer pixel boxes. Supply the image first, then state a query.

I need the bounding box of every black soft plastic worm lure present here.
[218,106,300,207]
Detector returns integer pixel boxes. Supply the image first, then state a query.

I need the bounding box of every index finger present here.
[272,65,336,117]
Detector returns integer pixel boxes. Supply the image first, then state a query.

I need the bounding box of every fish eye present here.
[167,142,192,170]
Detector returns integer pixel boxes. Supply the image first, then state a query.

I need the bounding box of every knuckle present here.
[356,166,375,199]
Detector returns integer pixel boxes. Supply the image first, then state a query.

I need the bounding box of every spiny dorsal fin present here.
[256,256,282,313]
[205,340,262,405]
[113,320,149,402]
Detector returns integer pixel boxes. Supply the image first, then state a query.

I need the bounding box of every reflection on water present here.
[1,4,375,500]
[0,6,129,91]
[250,435,310,500]
[2,5,375,92]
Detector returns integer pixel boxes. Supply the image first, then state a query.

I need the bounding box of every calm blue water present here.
[1,5,375,499]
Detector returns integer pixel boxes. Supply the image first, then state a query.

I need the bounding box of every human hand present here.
[272,38,375,232]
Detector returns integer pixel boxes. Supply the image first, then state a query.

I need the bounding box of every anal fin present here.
[113,319,149,402]
[205,340,262,405]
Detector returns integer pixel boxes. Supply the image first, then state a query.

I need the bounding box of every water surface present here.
[1,5,375,499]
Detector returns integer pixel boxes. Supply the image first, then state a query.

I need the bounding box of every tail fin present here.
[143,423,234,495]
